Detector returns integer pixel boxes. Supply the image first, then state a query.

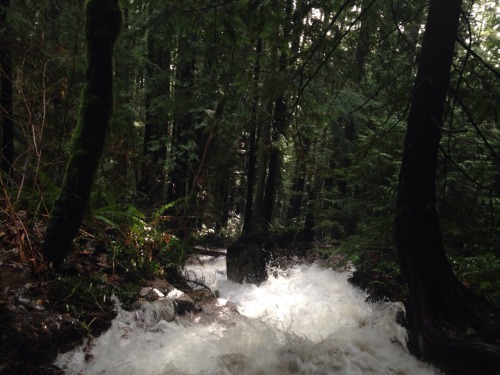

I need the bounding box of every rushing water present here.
[55,256,441,374]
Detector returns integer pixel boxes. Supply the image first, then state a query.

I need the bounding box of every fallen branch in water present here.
[192,247,226,257]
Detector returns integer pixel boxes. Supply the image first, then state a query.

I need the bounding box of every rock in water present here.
[132,299,176,327]
[226,238,269,284]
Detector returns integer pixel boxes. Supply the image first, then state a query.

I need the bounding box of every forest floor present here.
[0,229,402,374]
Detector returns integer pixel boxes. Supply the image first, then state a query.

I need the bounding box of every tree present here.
[0,0,13,176]
[137,31,170,206]
[395,0,500,373]
[42,0,122,267]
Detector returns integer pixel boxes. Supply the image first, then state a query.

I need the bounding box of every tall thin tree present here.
[42,0,122,267]
[0,0,13,176]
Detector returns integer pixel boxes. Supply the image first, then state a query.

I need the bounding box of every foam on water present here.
[55,257,441,374]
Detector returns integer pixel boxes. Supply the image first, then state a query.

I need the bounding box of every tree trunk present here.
[138,37,169,206]
[242,37,262,235]
[395,0,500,372]
[352,0,376,85]
[287,171,305,225]
[263,94,287,225]
[107,7,136,200]
[302,177,315,241]
[0,0,13,176]
[42,0,121,267]
[167,34,196,215]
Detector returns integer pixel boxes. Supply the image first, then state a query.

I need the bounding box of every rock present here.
[226,233,312,284]
[139,287,165,301]
[218,299,239,313]
[146,277,175,293]
[167,288,200,314]
[139,287,152,297]
[136,283,200,316]
[226,238,269,284]
[218,353,248,374]
[132,299,176,327]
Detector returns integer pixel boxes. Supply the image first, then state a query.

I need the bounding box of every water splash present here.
[55,257,441,374]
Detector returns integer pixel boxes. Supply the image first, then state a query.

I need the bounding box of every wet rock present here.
[218,299,239,313]
[226,233,313,284]
[139,287,152,297]
[139,287,165,301]
[132,299,176,327]
[137,279,200,314]
[218,353,248,374]
[167,288,200,314]
[146,277,175,292]
[226,236,269,284]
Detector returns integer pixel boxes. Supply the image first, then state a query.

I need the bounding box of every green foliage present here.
[450,254,500,308]
[45,271,129,332]
[93,203,186,279]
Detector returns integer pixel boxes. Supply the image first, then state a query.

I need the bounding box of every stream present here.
[55,255,441,374]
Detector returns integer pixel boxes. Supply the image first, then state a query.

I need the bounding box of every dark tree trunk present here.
[167,35,196,213]
[352,0,376,85]
[137,37,169,206]
[42,0,121,267]
[189,92,226,232]
[257,0,303,231]
[242,119,257,235]
[287,172,305,224]
[242,37,262,235]
[395,0,500,373]
[0,0,13,176]
[302,179,315,241]
[252,101,271,232]
[107,7,135,199]
[263,95,287,225]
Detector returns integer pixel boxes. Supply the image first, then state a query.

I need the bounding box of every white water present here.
[55,256,441,374]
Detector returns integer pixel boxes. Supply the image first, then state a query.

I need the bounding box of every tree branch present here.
[456,37,500,80]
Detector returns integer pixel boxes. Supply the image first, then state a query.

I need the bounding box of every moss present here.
[42,0,122,267]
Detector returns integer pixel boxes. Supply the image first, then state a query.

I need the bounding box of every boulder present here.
[226,232,312,284]
[226,238,269,284]
[132,299,176,327]
[167,288,200,314]
[135,280,200,319]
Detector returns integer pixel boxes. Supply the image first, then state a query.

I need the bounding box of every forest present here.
[0,0,499,374]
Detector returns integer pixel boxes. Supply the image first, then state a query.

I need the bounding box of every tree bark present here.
[242,37,262,235]
[263,94,287,225]
[42,0,121,267]
[352,0,376,85]
[0,0,13,176]
[395,0,500,372]
[138,37,169,206]
[167,34,196,213]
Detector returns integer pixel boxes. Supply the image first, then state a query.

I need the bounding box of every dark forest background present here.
[2,0,497,299]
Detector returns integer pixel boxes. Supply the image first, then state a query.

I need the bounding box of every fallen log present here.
[192,247,226,257]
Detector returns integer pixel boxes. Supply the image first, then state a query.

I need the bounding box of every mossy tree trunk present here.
[42,0,122,267]
[395,0,500,372]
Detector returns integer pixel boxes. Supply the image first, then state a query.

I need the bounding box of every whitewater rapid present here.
[55,256,441,374]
